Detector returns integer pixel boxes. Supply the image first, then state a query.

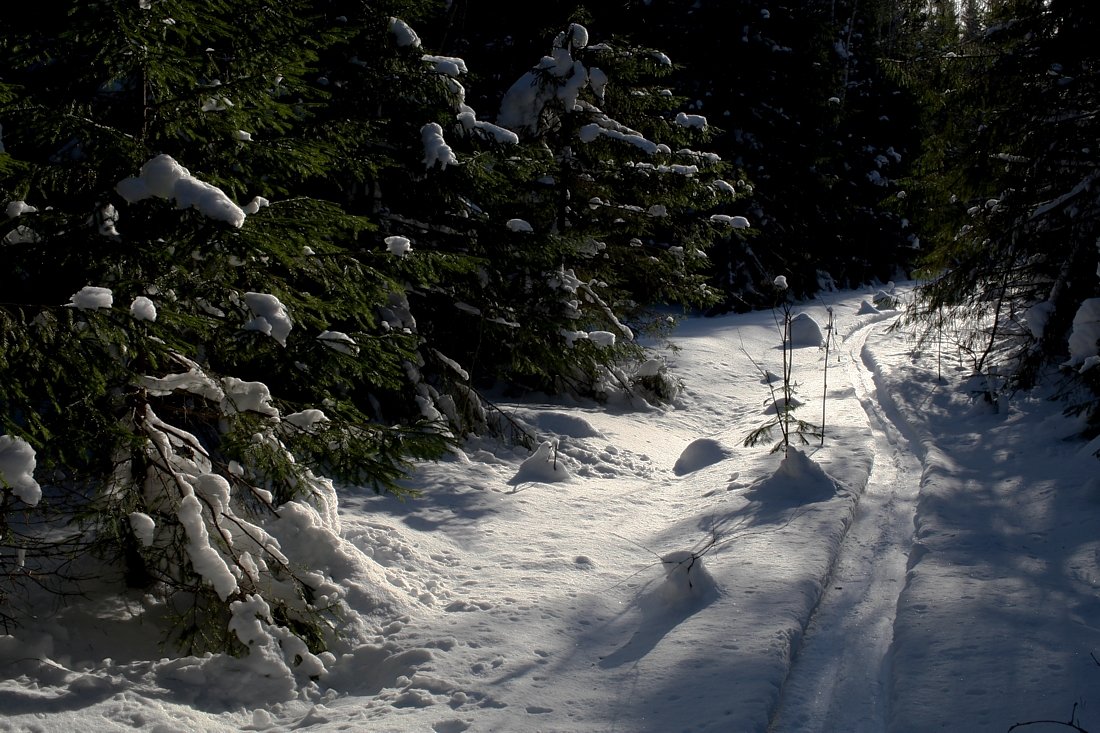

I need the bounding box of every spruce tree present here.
[449,21,740,398]
[895,0,1100,412]
[0,0,462,658]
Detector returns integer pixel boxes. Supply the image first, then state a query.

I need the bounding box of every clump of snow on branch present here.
[424,55,466,77]
[497,24,596,135]
[385,235,411,256]
[285,409,328,432]
[589,331,617,348]
[675,112,708,130]
[317,330,359,355]
[130,296,157,322]
[0,435,42,506]
[421,123,457,169]
[177,490,239,601]
[389,17,421,47]
[67,286,113,310]
[221,377,279,417]
[243,196,270,215]
[117,154,246,228]
[5,201,37,218]
[243,292,292,346]
[507,218,533,232]
[711,214,751,228]
[129,512,156,547]
[579,122,660,154]
[1067,298,1100,367]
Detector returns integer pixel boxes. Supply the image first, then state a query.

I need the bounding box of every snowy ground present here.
[3,285,1100,733]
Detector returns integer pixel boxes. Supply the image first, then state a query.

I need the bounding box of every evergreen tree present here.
[895,0,1100,413]
[414,17,743,399]
[0,0,462,655]
[594,0,918,308]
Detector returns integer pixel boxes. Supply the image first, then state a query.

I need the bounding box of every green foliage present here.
[891,0,1100,407]
[1,0,743,665]
[0,0,461,659]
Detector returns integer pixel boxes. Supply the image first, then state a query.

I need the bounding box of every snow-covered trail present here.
[769,313,922,733]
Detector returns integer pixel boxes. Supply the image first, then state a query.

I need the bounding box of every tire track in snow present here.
[768,314,923,733]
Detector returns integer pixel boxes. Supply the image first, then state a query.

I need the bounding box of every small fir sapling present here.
[743,275,822,453]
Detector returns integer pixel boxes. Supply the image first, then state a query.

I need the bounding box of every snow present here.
[789,311,824,347]
[5,200,37,217]
[421,122,457,169]
[243,196,270,215]
[130,295,157,321]
[0,434,42,506]
[711,213,751,228]
[675,111,708,129]
[128,512,156,547]
[243,291,293,346]
[221,377,279,417]
[1067,297,1100,365]
[385,235,412,256]
[117,154,247,228]
[4,286,1100,733]
[389,17,420,48]
[317,330,359,355]
[178,491,239,601]
[67,285,113,310]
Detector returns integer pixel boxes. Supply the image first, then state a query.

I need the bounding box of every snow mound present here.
[673,438,730,476]
[522,411,603,439]
[743,448,840,504]
[857,299,881,315]
[659,550,719,606]
[764,395,805,415]
[789,312,823,347]
[510,440,572,484]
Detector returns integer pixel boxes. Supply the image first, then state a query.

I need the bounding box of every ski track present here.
[768,313,923,733]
